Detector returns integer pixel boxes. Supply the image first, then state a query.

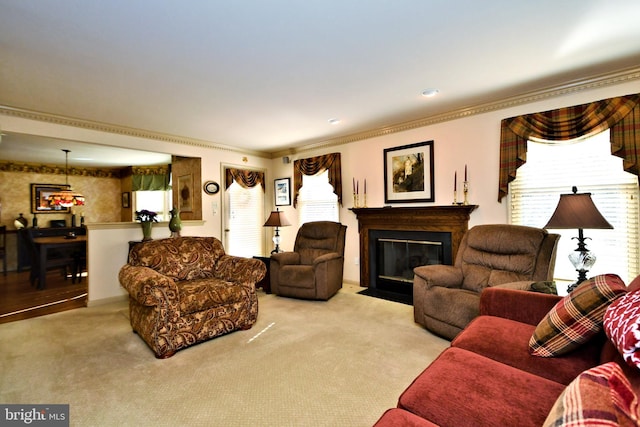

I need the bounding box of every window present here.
[298,170,339,225]
[510,130,639,284]
[134,190,172,221]
[225,181,264,257]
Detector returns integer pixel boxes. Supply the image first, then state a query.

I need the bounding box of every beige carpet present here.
[0,283,449,426]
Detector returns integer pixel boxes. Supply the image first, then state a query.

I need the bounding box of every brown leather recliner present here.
[413,224,560,340]
[270,221,347,300]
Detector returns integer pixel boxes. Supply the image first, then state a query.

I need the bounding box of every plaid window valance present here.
[293,153,342,207]
[224,168,265,190]
[498,93,640,202]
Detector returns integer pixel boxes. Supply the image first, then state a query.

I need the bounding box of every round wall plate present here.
[203,181,220,195]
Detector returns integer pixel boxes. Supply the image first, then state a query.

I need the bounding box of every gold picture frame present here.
[31,183,71,214]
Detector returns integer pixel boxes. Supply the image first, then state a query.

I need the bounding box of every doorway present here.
[221,165,267,257]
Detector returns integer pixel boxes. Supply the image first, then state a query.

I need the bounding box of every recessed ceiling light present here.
[421,89,439,98]
[328,118,341,125]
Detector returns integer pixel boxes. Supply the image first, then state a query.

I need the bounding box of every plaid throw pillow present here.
[543,362,639,427]
[604,290,640,369]
[529,274,627,357]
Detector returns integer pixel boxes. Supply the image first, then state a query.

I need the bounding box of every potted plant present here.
[135,209,158,241]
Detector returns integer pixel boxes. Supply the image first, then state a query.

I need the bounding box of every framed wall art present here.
[31,183,71,213]
[121,192,130,208]
[178,174,194,212]
[274,177,291,206]
[384,140,435,204]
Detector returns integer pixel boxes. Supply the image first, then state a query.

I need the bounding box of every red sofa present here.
[374,277,640,427]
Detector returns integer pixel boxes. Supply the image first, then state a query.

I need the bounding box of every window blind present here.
[298,170,339,225]
[226,182,264,257]
[510,130,639,284]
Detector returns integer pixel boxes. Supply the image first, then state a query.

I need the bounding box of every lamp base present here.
[567,272,589,293]
[567,281,581,293]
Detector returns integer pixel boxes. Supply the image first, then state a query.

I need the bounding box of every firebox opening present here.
[361,229,452,304]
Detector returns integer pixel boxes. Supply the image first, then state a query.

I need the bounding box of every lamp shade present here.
[47,190,86,207]
[263,210,291,227]
[544,188,613,230]
[46,149,86,208]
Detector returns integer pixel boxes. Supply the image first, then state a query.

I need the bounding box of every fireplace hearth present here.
[351,206,477,304]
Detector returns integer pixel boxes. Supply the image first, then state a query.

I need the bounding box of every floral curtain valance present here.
[224,168,265,190]
[293,153,342,207]
[498,93,640,202]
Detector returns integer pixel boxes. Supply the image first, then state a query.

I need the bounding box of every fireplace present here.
[371,230,452,298]
[351,206,477,304]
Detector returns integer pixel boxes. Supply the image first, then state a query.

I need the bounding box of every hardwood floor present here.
[0,269,88,324]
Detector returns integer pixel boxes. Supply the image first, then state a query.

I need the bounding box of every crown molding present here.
[274,65,640,158]
[0,105,271,159]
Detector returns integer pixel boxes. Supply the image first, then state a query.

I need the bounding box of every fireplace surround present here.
[351,205,477,303]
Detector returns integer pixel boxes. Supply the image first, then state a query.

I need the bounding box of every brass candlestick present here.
[353,193,359,208]
[453,190,458,205]
[463,181,469,205]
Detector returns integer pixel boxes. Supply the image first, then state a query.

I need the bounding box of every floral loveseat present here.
[119,237,266,358]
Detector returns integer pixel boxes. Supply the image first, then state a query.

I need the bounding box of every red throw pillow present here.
[604,290,640,369]
[543,362,639,426]
[529,274,627,357]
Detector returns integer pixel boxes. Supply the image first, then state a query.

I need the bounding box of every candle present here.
[364,179,367,194]
[353,178,355,194]
[454,171,457,191]
[356,180,359,195]
[465,164,468,181]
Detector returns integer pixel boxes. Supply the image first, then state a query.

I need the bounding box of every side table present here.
[253,256,271,294]
[128,240,143,262]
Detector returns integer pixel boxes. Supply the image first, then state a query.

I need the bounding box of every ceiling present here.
[0,132,172,168]
[1,0,640,167]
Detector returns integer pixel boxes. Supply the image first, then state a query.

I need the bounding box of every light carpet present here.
[0,283,449,426]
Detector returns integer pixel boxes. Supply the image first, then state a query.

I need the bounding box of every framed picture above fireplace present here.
[383,140,435,203]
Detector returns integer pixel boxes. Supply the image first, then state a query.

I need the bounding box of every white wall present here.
[86,221,207,303]
[2,77,639,300]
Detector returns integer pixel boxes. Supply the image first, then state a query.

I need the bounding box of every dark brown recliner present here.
[270,221,347,300]
[413,224,560,340]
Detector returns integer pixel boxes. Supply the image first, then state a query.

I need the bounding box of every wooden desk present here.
[18,227,86,271]
[32,235,87,290]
